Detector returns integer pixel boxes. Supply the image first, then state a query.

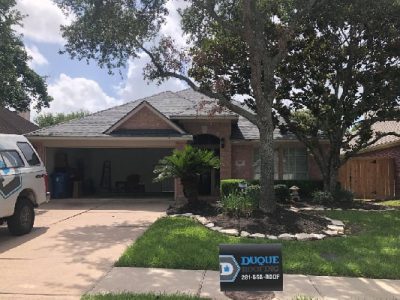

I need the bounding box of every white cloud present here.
[116,55,187,101]
[161,0,188,47]
[16,0,72,44]
[36,74,122,116]
[25,45,49,68]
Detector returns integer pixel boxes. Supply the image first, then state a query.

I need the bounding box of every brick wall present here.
[358,145,400,197]
[231,144,254,180]
[119,106,175,130]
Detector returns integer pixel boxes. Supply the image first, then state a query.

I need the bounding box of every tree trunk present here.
[181,176,200,209]
[258,126,276,214]
[323,165,339,194]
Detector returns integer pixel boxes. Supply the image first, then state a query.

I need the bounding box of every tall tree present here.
[34,110,90,128]
[275,0,400,193]
[56,0,317,214]
[0,0,52,112]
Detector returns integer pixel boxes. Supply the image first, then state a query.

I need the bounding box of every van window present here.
[17,142,40,166]
[0,151,25,168]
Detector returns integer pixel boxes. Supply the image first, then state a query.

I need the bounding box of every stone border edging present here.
[168,213,346,241]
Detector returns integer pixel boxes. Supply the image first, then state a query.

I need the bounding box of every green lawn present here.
[116,211,400,279]
[380,200,400,207]
[82,293,209,300]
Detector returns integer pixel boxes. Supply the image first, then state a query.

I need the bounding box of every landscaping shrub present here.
[220,179,247,197]
[311,190,334,204]
[245,185,260,207]
[222,179,323,199]
[334,189,354,203]
[275,180,323,198]
[274,184,290,203]
[221,191,257,217]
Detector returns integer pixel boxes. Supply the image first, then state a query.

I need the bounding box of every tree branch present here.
[140,45,258,125]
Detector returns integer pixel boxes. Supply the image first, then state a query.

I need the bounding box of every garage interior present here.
[45,148,174,198]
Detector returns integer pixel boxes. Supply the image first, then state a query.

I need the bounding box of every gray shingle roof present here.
[0,108,39,134]
[28,91,187,137]
[365,121,400,150]
[28,89,288,141]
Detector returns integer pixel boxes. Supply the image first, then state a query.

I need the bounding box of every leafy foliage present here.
[220,179,246,198]
[311,191,334,205]
[221,191,257,218]
[154,145,219,207]
[275,0,400,192]
[154,145,220,182]
[0,0,52,111]
[34,110,89,128]
[224,179,323,199]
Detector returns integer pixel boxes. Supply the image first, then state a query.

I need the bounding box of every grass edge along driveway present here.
[82,293,210,300]
[116,211,400,279]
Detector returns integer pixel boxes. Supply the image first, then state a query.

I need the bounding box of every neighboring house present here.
[343,121,400,199]
[26,89,323,200]
[0,108,38,134]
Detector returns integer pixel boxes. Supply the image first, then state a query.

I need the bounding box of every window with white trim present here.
[282,148,308,180]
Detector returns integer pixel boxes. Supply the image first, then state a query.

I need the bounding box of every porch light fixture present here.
[220,138,225,149]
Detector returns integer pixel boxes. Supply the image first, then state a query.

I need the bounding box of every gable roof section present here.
[104,101,186,134]
[28,91,183,137]
[26,89,263,140]
[0,108,39,134]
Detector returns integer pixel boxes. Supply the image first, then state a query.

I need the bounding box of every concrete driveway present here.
[0,198,169,300]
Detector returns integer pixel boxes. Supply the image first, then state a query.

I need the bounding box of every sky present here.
[15,0,188,120]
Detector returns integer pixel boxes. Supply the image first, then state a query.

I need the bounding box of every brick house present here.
[26,89,323,200]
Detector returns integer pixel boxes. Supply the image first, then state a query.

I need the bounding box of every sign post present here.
[219,244,283,291]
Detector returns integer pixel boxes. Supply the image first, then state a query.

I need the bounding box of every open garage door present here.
[45,147,174,198]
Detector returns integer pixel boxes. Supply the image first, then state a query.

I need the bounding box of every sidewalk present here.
[89,267,400,299]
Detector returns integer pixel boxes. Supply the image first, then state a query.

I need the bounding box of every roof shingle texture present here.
[367,121,400,149]
[28,89,291,140]
[0,108,39,134]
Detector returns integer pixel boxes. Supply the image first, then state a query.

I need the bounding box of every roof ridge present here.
[28,91,178,135]
[88,90,176,118]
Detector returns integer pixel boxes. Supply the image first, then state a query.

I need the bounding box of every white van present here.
[0,134,50,235]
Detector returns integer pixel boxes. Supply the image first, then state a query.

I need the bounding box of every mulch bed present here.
[205,206,330,236]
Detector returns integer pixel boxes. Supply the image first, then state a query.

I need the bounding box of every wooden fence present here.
[338,157,395,199]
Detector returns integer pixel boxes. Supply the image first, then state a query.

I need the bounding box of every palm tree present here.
[154,145,220,209]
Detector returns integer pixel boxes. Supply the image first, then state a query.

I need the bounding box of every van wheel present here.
[7,197,35,236]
